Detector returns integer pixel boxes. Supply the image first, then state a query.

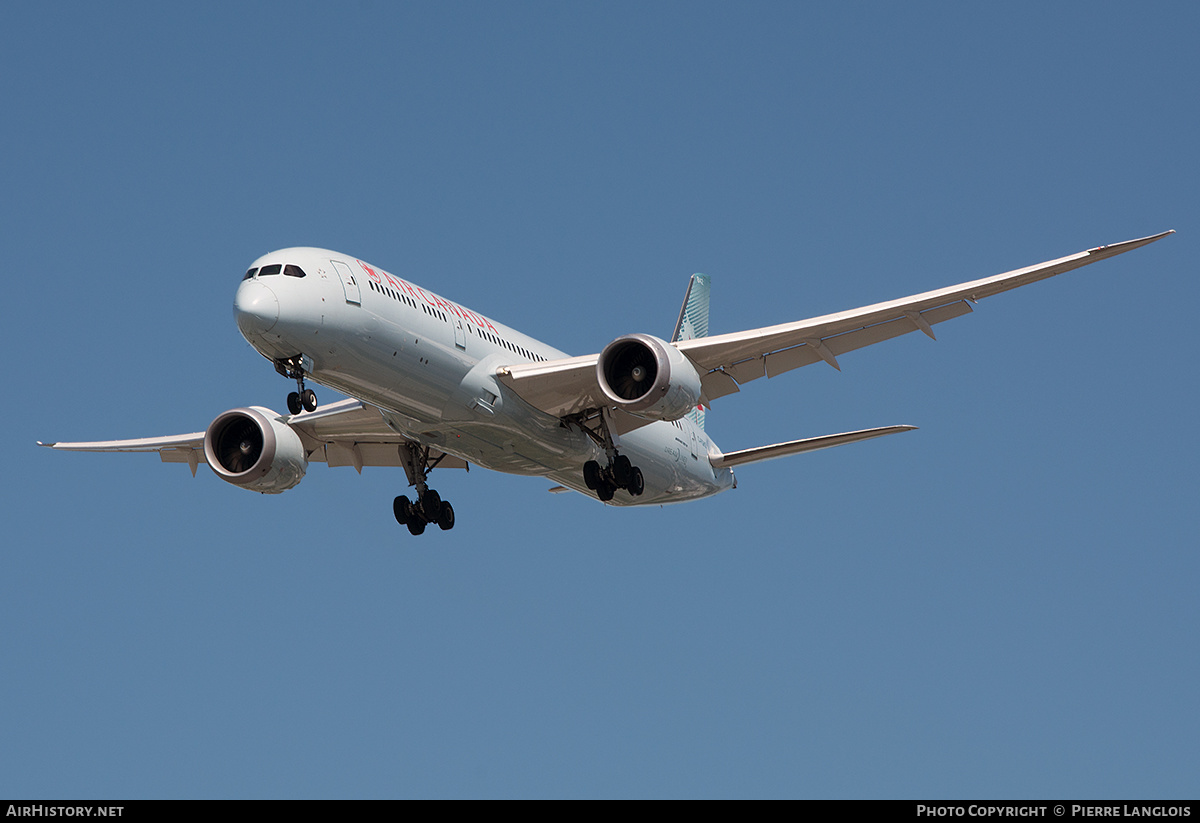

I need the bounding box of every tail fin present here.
[671,274,710,430]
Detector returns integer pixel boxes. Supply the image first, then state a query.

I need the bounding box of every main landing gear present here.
[275,355,317,415]
[393,488,455,536]
[569,407,645,502]
[583,455,644,501]
[392,441,455,536]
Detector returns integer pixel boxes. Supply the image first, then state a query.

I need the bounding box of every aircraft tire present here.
[437,501,455,531]
[613,455,632,487]
[628,467,644,496]
[407,518,426,536]
[301,389,318,412]
[420,488,441,518]
[287,392,302,415]
[597,482,615,502]
[393,495,412,525]
[583,460,601,490]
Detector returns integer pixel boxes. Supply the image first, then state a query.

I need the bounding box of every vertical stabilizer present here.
[671,274,710,430]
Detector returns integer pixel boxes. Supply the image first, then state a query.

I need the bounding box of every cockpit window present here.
[259,264,282,276]
[284,265,307,278]
[242,268,258,281]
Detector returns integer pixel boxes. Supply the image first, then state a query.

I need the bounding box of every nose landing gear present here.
[275,356,317,415]
[286,389,318,416]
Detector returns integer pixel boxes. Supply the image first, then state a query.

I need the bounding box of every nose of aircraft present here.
[234,279,279,336]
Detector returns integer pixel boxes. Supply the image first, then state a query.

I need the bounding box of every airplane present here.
[40,230,1173,535]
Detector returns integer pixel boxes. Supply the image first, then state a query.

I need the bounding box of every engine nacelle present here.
[597,333,703,421]
[203,406,307,493]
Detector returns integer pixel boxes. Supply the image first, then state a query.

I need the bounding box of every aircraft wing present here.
[288,399,469,472]
[495,355,604,419]
[497,231,1173,413]
[38,399,469,475]
[38,432,209,473]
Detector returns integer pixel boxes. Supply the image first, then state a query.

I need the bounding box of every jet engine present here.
[203,406,307,493]
[596,333,704,421]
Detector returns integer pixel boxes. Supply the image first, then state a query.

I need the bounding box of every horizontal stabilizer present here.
[710,425,917,468]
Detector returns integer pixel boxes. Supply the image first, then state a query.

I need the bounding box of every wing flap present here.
[159,447,207,465]
[288,398,400,441]
[321,441,467,470]
[289,400,469,470]
[700,369,741,402]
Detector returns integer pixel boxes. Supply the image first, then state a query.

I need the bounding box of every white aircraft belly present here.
[313,307,725,497]
[309,310,598,476]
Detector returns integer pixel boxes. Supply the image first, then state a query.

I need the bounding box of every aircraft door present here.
[330,260,362,305]
[453,318,467,350]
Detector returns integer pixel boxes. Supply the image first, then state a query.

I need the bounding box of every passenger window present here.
[242,268,258,281]
[284,265,307,278]
[259,264,282,276]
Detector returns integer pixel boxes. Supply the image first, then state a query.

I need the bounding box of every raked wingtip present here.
[1088,229,1175,255]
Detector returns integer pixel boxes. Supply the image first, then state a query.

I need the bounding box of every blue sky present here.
[3,2,1196,798]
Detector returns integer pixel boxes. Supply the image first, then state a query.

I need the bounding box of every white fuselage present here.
[233,248,735,506]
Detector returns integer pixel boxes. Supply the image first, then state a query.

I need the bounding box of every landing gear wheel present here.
[395,441,458,534]
[277,356,314,414]
[597,482,615,502]
[613,454,633,487]
[583,460,601,490]
[420,488,441,519]
[437,500,455,531]
[628,467,644,496]
[393,495,412,525]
